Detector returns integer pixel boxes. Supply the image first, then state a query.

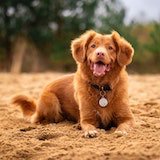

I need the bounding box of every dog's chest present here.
[88,91,114,125]
[92,103,113,127]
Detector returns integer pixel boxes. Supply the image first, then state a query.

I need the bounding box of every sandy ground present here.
[0,73,160,160]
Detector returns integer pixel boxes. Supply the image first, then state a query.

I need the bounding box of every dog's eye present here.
[108,46,113,50]
[91,44,96,48]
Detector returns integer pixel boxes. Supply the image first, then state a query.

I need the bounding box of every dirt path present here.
[0,73,160,160]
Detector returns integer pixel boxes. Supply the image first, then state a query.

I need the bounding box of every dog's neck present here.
[76,62,123,90]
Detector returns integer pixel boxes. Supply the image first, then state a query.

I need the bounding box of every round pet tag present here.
[99,97,108,107]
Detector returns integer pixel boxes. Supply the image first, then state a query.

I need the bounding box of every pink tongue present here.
[93,63,106,76]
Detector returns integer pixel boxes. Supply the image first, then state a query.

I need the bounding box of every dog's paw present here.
[115,123,133,137]
[84,130,98,138]
[114,130,128,137]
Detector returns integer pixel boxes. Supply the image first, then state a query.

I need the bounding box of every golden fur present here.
[12,30,135,138]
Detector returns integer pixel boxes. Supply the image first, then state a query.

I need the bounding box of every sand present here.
[0,73,160,160]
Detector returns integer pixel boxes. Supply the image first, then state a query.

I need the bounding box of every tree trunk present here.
[28,43,39,72]
[10,37,27,73]
[3,5,12,71]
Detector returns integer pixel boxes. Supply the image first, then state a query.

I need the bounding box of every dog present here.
[12,30,135,138]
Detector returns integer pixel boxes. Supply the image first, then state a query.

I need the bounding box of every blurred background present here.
[0,0,160,73]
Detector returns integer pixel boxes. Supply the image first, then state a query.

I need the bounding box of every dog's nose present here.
[96,52,104,58]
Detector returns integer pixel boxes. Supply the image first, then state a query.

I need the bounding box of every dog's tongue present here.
[93,63,106,76]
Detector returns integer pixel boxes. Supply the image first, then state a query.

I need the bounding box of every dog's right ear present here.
[71,30,96,63]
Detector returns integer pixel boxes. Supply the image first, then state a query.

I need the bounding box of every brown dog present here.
[12,30,135,138]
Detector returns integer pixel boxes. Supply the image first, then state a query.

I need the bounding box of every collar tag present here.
[99,97,108,107]
[99,90,108,107]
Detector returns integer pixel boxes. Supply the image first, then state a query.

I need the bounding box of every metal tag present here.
[99,97,108,107]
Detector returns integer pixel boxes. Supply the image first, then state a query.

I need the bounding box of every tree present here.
[0,0,99,72]
[147,22,160,64]
[0,0,55,71]
[97,0,138,50]
[96,0,125,33]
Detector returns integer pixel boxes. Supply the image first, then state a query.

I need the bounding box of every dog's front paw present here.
[115,122,133,136]
[84,130,98,138]
[114,130,128,137]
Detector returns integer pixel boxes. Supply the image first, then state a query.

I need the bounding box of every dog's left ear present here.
[71,30,96,63]
[112,31,134,66]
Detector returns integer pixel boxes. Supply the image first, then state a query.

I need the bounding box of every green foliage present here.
[98,0,125,33]
[46,0,99,65]
[147,23,160,60]
[0,0,55,47]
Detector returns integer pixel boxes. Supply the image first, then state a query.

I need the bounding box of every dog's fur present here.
[12,30,135,138]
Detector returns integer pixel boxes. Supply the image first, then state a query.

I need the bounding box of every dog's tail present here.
[11,95,36,118]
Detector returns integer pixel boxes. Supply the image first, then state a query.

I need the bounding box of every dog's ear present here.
[112,31,134,66]
[71,30,96,63]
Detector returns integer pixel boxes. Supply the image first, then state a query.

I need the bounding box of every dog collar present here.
[90,83,111,92]
[89,83,111,108]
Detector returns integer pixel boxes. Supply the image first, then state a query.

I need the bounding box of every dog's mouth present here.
[90,61,111,77]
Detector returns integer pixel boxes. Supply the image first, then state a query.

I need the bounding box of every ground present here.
[0,73,160,160]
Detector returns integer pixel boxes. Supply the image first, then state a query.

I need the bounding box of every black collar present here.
[90,83,111,92]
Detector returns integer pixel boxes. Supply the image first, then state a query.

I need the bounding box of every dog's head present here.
[71,30,134,77]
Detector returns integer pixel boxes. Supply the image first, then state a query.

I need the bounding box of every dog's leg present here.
[79,105,99,138]
[31,91,64,123]
[115,119,135,136]
[114,107,135,136]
